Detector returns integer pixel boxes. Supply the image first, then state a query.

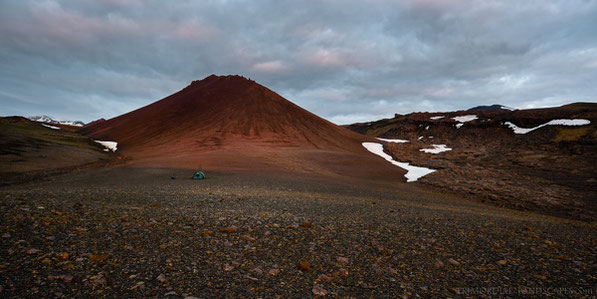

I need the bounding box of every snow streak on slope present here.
[505,119,590,134]
[377,137,409,143]
[41,124,60,130]
[362,142,435,182]
[452,115,478,129]
[94,141,118,152]
[420,144,452,154]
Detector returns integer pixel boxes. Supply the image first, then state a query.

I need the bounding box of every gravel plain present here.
[1,168,596,298]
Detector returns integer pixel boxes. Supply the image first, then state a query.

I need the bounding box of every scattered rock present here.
[91,273,107,286]
[312,285,328,296]
[219,226,238,233]
[89,254,109,263]
[26,248,41,255]
[268,268,280,276]
[301,221,312,227]
[497,260,508,265]
[336,256,349,264]
[387,266,397,275]
[156,273,167,282]
[241,235,255,242]
[59,274,73,283]
[299,261,311,271]
[447,258,459,266]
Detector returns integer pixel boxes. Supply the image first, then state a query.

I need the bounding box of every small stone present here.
[301,221,312,227]
[447,258,460,266]
[299,261,311,271]
[241,235,256,242]
[59,274,73,283]
[268,268,280,276]
[387,266,397,274]
[156,273,167,282]
[89,254,109,263]
[91,273,107,286]
[219,226,238,233]
[224,264,234,271]
[338,268,349,276]
[497,260,508,265]
[336,256,349,264]
[312,285,328,296]
[27,248,41,254]
[317,274,332,282]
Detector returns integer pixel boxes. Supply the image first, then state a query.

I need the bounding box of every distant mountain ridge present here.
[29,115,85,127]
[467,104,514,111]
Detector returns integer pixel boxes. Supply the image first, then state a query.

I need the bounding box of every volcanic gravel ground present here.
[1,168,596,298]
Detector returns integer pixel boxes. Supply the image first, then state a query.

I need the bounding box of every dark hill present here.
[81,75,405,180]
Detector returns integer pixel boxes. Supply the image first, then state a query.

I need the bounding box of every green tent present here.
[192,171,205,180]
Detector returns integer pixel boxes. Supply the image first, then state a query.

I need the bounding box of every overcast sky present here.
[1,0,596,124]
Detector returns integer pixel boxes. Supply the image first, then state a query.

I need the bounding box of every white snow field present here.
[362,142,436,182]
[452,115,478,122]
[94,140,118,152]
[504,119,590,134]
[420,144,452,154]
[41,124,60,130]
[452,115,478,129]
[377,137,409,143]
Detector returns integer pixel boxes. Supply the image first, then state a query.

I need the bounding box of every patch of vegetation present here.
[554,127,591,142]
[364,117,404,137]
[0,117,104,152]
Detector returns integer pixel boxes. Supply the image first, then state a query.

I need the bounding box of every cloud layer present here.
[1,0,596,123]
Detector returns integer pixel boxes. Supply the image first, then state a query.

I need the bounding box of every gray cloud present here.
[1,0,596,124]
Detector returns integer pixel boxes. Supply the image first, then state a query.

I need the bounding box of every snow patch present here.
[362,142,436,182]
[505,119,591,134]
[425,125,430,130]
[430,116,445,120]
[452,115,477,129]
[418,136,423,140]
[41,124,60,130]
[377,137,409,143]
[420,144,452,154]
[94,140,118,152]
[29,115,84,127]
[452,115,478,123]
